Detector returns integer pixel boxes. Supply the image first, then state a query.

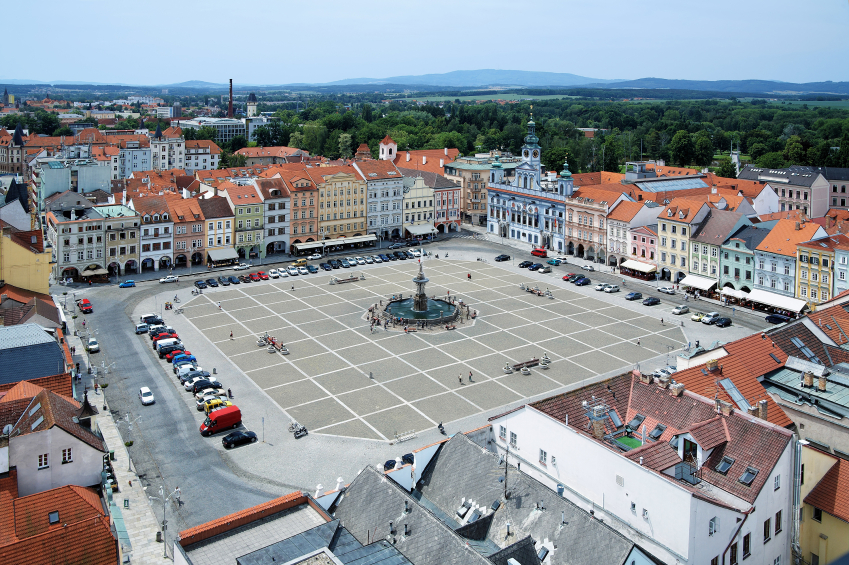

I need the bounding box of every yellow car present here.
[691,311,706,322]
[203,398,233,414]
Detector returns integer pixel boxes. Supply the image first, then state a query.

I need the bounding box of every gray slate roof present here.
[691,209,747,245]
[0,324,64,385]
[725,224,772,251]
[396,167,461,190]
[416,434,637,565]
[738,165,823,187]
[332,465,492,565]
[792,165,849,182]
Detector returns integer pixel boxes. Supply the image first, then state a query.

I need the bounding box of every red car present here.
[152,332,178,345]
[257,271,269,280]
[76,299,93,313]
[562,273,578,281]
[249,273,261,282]
[166,349,190,362]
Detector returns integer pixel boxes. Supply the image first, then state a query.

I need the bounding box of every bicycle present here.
[175,308,184,315]
[287,421,301,432]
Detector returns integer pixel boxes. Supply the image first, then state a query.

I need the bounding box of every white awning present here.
[207,248,239,262]
[746,289,808,313]
[405,223,437,236]
[721,287,749,300]
[620,259,657,273]
[680,274,717,291]
[290,240,324,252]
[81,267,108,276]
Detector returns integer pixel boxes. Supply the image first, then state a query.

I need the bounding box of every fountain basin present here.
[387,298,453,320]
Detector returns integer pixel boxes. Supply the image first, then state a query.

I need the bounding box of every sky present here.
[5,0,849,85]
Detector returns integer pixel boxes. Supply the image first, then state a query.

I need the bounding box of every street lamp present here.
[115,412,142,472]
[148,485,181,559]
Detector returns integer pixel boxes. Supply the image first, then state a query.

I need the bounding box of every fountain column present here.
[412,262,429,312]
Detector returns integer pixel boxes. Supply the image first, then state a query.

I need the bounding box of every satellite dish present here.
[2,424,12,436]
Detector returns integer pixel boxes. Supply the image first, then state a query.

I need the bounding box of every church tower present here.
[558,158,574,197]
[246,93,258,118]
[521,107,542,180]
[378,135,397,161]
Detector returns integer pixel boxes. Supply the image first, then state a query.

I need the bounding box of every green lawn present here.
[616,436,643,449]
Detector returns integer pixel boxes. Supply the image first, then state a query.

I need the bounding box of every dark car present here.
[238,275,251,283]
[495,254,510,262]
[715,317,733,328]
[206,278,219,287]
[307,265,319,274]
[528,263,543,271]
[404,251,416,259]
[191,380,223,395]
[642,297,660,306]
[194,280,207,289]
[222,430,257,449]
[228,275,240,284]
[765,314,792,324]
[406,240,417,247]
[625,292,643,301]
[571,276,587,284]
[180,370,211,384]
[329,260,341,269]
[320,262,332,271]
[218,276,231,286]
[518,260,534,268]
[141,314,163,325]
[388,243,404,249]
[393,251,406,260]
[158,344,185,358]
[386,253,398,261]
[575,278,591,286]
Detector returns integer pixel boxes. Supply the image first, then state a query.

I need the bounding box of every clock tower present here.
[520,107,542,185]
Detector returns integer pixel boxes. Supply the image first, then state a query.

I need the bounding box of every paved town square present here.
[177,258,686,441]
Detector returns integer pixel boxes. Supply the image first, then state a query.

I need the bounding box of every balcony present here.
[141,232,167,240]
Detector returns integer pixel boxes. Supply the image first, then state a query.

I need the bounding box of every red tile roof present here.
[0,514,116,565]
[686,417,729,450]
[804,303,849,346]
[393,148,459,176]
[185,139,221,155]
[607,200,645,222]
[255,177,291,199]
[624,441,680,470]
[235,146,303,158]
[352,159,402,180]
[804,455,849,522]
[12,389,105,452]
[380,135,395,145]
[657,199,710,224]
[0,372,72,398]
[13,485,103,539]
[756,219,825,257]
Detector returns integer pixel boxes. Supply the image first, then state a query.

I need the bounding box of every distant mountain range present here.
[2,70,849,95]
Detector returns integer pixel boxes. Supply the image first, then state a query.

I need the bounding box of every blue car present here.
[119,280,136,288]
[575,278,591,286]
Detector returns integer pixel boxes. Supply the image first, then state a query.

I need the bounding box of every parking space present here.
[177,258,689,441]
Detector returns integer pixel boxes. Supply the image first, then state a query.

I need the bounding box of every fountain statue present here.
[412,262,429,312]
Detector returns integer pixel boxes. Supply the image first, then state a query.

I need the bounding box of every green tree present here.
[195,126,218,142]
[338,133,352,159]
[53,126,73,136]
[756,152,786,168]
[716,158,737,179]
[783,135,805,165]
[749,143,768,162]
[228,135,247,152]
[668,130,694,166]
[253,126,272,147]
[601,131,624,172]
[542,146,570,173]
[693,132,714,167]
[302,124,327,155]
[838,132,849,167]
[289,132,304,149]
[361,103,373,123]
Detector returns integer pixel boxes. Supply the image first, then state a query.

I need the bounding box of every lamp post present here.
[148,485,180,559]
[116,412,142,472]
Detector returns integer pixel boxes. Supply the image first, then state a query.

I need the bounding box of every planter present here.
[124,441,133,447]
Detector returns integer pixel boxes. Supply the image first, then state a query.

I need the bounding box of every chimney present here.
[706,359,719,372]
[818,375,827,392]
[228,79,234,118]
[422,156,427,165]
[591,418,605,439]
[715,396,722,413]
[406,152,411,162]
[758,399,768,421]
[440,158,444,168]
[804,372,814,388]
[655,375,670,389]
[638,370,651,384]
[748,405,759,417]
[795,221,800,231]
[719,400,734,416]
[712,183,717,194]
[670,382,685,397]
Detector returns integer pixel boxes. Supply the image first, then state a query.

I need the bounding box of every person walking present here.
[291,284,295,291]
[218,302,221,310]
[229,331,234,340]
[469,370,473,382]
[636,338,641,346]
[458,374,463,385]
[467,273,471,281]
[660,318,664,325]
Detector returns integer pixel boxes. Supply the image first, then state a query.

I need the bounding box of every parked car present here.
[228,275,240,284]
[297,266,309,275]
[519,261,534,268]
[183,376,209,391]
[658,286,676,295]
[222,430,257,448]
[672,305,690,315]
[546,259,561,266]
[218,276,231,286]
[642,297,660,306]
[203,398,233,414]
[404,251,416,259]
[355,257,367,265]
[765,314,792,324]
[205,278,219,287]
[495,254,510,262]
[715,317,733,328]
[594,283,609,291]
[329,260,341,269]
[691,311,706,321]
[233,263,250,270]
[249,273,261,282]
[319,263,332,271]
[257,271,269,280]
[540,265,552,273]
[269,269,280,278]
[76,299,93,313]
[139,387,155,405]
[701,312,721,324]
[581,264,595,271]
[158,344,184,359]
[528,263,543,271]
[165,349,191,362]
[149,325,173,337]
[192,380,224,395]
[119,280,136,288]
[371,255,383,263]
[364,256,374,264]
[604,285,620,293]
[86,337,100,353]
[238,275,250,283]
[196,393,228,410]
[287,266,299,276]
[141,314,163,325]
[177,364,204,378]
[575,278,591,286]
[340,259,351,268]
[182,370,211,385]
[194,280,208,289]
[388,243,404,249]
[562,273,578,281]
[200,406,241,436]
[306,265,319,274]
[625,292,643,301]
[135,323,149,334]
[307,253,322,260]
[159,275,179,284]
[555,256,570,263]
[531,248,548,258]
[378,254,391,262]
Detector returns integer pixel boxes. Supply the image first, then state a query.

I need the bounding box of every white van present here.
[155,338,180,351]
[177,364,203,378]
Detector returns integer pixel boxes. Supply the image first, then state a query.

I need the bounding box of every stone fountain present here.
[412,262,429,312]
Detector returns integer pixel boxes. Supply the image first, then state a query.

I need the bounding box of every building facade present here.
[738,165,829,218]
[45,193,107,281]
[689,210,750,285]
[795,235,849,308]
[184,140,221,174]
[130,195,175,272]
[286,172,318,247]
[168,197,205,268]
[198,196,235,266]
[606,201,660,267]
[754,220,827,298]
[718,225,771,293]
[177,118,246,144]
[402,176,435,239]
[309,166,367,240]
[223,184,265,260]
[255,177,290,256]
[631,225,658,263]
[656,201,710,282]
[353,160,404,241]
[150,125,185,171]
[96,204,140,276]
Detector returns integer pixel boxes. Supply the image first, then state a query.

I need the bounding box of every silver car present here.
[604,285,620,293]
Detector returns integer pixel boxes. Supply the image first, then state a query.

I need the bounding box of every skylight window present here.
[608,410,622,428]
[29,403,41,417]
[769,353,781,363]
[739,466,759,486]
[648,424,667,440]
[48,511,59,525]
[669,436,679,449]
[626,414,645,430]
[716,456,735,475]
[790,337,822,364]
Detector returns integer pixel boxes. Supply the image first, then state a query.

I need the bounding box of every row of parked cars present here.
[136,314,255,448]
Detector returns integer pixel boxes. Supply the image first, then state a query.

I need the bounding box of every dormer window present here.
[163,214,169,220]
[679,211,685,219]
[143,215,150,222]
[667,210,673,217]
[153,214,159,221]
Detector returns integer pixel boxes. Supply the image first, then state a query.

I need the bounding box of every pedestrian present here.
[291,284,295,291]
[636,338,641,346]
[229,331,233,340]
[467,273,471,280]
[661,318,664,325]
[218,302,221,310]
[82,319,86,328]
[404,325,408,334]
[94,382,99,394]
[469,370,473,382]
[458,374,463,385]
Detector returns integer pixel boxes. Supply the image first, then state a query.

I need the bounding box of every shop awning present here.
[680,274,717,291]
[207,248,239,262]
[290,241,324,252]
[405,223,437,236]
[620,259,657,273]
[81,267,108,276]
[746,289,808,313]
[721,287,749,300]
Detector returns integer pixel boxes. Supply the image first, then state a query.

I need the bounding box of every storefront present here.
[744,289,808,316]
[619,259,657,281]
[207,248,240,268]
[680,274,718,296]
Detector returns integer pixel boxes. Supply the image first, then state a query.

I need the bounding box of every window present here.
[716,456,735,474]
[38,453,48,468]
[709,516,719,536]
[811,554,819,565]
[509,431,517,447]
[711,558,719,565]
[743,533,751,558]
[730,543,738,565]
[539,449,547,465]
[740,466,759,486]
[499,426,506,440]
[812,507,822,522]
[774,474,780,491]
[62,448,72,464]
[774,557,781,565]
[763,517,771,542]
[775,510,782,534]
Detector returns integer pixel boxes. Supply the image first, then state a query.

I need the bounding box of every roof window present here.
[648,423,667,440]
[626,414,645,430]
[739,466,759,486]
[715,456,735,475]
[48,511,59,525]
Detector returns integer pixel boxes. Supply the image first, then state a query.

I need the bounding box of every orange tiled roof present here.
[185,139,221,154]
[305,165,359,184]
[380,135,395,145]
[805,454,849,523]
[167,197,205,223]
[569,185,626,206]
[222,183,262,202]
[235,146,303,158]
[607,200,645,222]
[756,218,824,257]
[804,303,849,346]
[758,210,809,223]
[12,389,105,452]
[572,171,625,187]
[657,198,710,224]
[352,160,402,180]
[12,485,103,539]
[392,148,459,176]
[0,514,116,565]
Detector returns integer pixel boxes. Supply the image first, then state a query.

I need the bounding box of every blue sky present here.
[5,0,849,85]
